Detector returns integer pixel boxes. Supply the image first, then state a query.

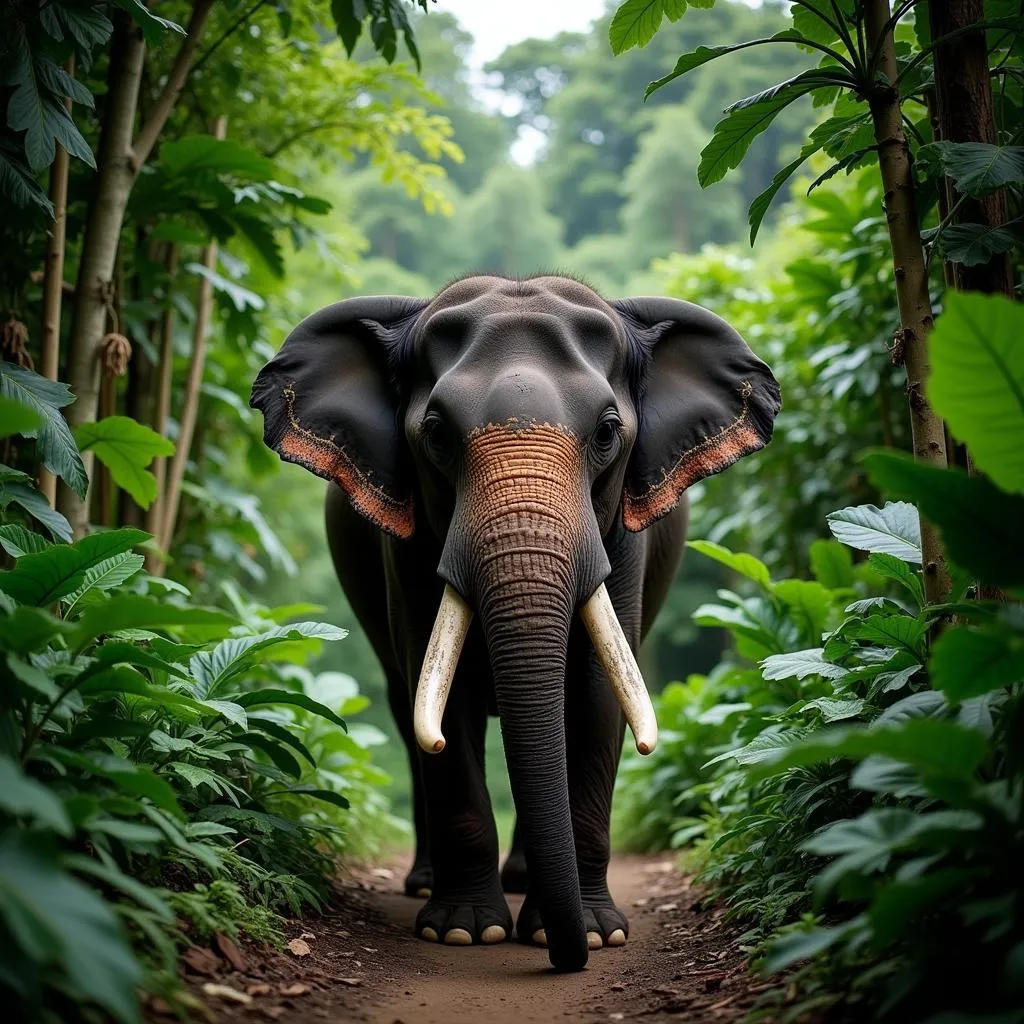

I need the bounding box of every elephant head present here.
[250,275,780,970]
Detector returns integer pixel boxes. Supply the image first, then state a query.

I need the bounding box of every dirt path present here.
[169,855,761,1023]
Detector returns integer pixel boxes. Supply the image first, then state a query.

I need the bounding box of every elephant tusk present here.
[580,583,657,755]
[414,584,473,754]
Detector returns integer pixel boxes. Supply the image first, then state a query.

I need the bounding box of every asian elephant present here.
[250,274,780,972]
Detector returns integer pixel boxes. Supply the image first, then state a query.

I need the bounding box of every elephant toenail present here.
[587,931,603,950]
[481,926,506,944]
[607,929,626,946]
[444,928,473,945]
[415,887,432,898]
[421,927,439,942]
[532,929,548,947]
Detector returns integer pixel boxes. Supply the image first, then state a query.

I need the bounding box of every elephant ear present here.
[612,296,781,533]
[249,295,428,539]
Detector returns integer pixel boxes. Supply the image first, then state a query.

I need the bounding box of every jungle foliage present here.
[613,1,1024,1020]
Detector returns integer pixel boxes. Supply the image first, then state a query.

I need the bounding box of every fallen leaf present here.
[279,983,310,997]
[201,983,252,1005]
[371,867,394,879]
[339,978,362,987]
[362,946,377,953]
[655,902,678,913]
[300,931,316,941]
[181,946,220,977]
[215,932,248,972]
[287,938,311,957]
[246,984,272,997]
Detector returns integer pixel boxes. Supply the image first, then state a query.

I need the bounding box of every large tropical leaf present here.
[0,363,87,498]
[826,502,922,563]
[927,292,1024,494]
[74,417,174,509]
[0,395,42,438]
[61,553,146,614]
[934,218,1024,268]
[68,596,235,648]
[917,141,1024,198]
[609,0,687,55]
[0,465,73,541]
[0,529,148,606]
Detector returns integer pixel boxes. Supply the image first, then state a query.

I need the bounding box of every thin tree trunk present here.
[58,1,214,539]
[145,243,178,570]
[929,0,1015,298]
[158,116,227,561]
[38,57,75,508]
[865,0,950,604]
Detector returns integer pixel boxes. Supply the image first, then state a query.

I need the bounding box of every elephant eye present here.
[422,413,453,463]
[592,414,621,459]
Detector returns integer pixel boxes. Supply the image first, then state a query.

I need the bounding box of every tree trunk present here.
[929,0,1015,298]
[158,117,227,561]
[145,243,178,569]
[58,1,214,538]
[865,0,950,604]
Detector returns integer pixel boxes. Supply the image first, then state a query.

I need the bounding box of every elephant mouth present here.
[412,581,657,758]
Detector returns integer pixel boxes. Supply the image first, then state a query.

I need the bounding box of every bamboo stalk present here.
[158,116,227,559]
[38,57,74,508]
[864,0,950,604]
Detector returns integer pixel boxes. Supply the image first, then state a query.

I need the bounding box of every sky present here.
[433,0,608,68]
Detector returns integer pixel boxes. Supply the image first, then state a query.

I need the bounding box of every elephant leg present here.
[500,817,528,893]
[385,668,432,898]
[414,663,511,946]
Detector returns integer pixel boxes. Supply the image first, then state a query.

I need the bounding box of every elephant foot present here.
[415,892,512,946]
[516,896,628,949]
[500,849,528,894]
[404,859,433,898]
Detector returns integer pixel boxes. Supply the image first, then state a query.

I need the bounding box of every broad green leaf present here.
[0,476,73,541]
[928,292,1024,494]
[62,553,145,614]
[748,152,808,245]
[7,653,60,701]
[0,523,50,558]
[849,614,928,655]
[826,502,922,563]
[0,395,42,438]
[762,648,849,681]
[765,919,864,973]
[749,719,991,781]
[0,832,141,1024]
[74,417,174,509]
[935,218,1024,268]
[0,362,87,498]
[45,747,182,817]
[773,579,835,639]
[0,756,72,834]
[69,596,234,648]
[89,641,190,680]
[809,539,855,590]
[110,0,185,44]
[281,786,350,811]
[234,688,348,730]
[918,141,1024,198]
[249,717,317,767]
[0,606,73,655]
[867,552,925,609]
[188,623,348,699]
[0,529,148,606]
[791,0,856,48]
[930,627,1024,701]
[869,869,979,947]
[65,855,173,920]
[158,135,277,182]
[687,539,771,587]
[801,697,867,723]
[861,451,1024,587]
[609,0,687,55]
[241,733,301,778]
[0,138,55,213]
[875,690,947,726]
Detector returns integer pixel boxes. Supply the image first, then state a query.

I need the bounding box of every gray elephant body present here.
[251,275,780,971]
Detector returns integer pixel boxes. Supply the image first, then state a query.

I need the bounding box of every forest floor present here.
[159,854,770,1023]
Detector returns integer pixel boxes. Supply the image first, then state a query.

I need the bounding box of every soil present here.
[158,855,766,1023]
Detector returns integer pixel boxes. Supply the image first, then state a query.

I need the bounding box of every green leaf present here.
[0,395,42,438]
[801,696,867,723]
[749,719,991,781]
[158,135,277,182]
[110,0,185,44]
[861,451,1024,587]
[762,648,849,681]
[62,553,145,613]
[849,614,928,655]
[699,83,818,188]
[0,832,142,1024]
[918,141,1024,198]
[748,152,809,245]
[867,552,925,608]
[282,786,350,811]
[188,622,348,700]
[0,362,87,498]
[0,141,55,214]
[809,539,855,589]
[89,641,191,680]
[0,606,73,655]
[65,855,173,921]
[773,579,835,639]
[74,417,174,509]
[7,653,60,700]
[936,218,1024,268]
[765,919,863,973]
[0,528,148,606]
[826,501,922,563]
[0,756,72,834]
[248,717,317,768]
[930,627,1024,702]
[46,747,182,817]
[609,0,687,55]
[69,596,235,648]
[235,689,348,730]
[0,478,72,541]
[928,292,1024,494]
[687,539,771,587]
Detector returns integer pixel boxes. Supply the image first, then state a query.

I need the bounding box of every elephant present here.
[250,274,780,972]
